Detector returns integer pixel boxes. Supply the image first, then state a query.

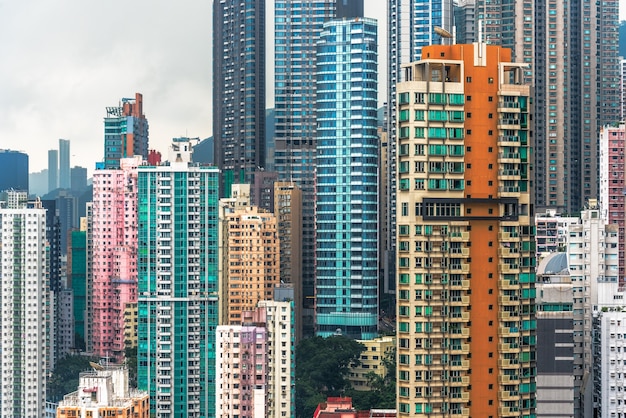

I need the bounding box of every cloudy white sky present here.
[0,0,385,174]
[0,1,623,174]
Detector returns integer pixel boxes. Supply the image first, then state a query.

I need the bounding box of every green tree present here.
[296,335,365,417]
[125,346,138,388]
[47,355,99,402]
[348,347,396,410]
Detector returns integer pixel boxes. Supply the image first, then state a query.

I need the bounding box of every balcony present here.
[500,263,520,274]
[499,327,520,338]
[497,152,520,163]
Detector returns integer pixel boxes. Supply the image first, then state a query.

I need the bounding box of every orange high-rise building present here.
[395,43,535,417]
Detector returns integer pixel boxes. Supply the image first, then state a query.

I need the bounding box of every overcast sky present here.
[0,1,622,174]
[0,0,384,174]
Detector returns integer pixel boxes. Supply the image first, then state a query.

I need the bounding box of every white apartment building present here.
[535,202,621,417]
[216,300,294,418]
[0,201,48,417]
[534,210,579,259]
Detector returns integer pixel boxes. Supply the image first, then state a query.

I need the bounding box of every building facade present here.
[349,336,395,391]
[91,156,141,359]
[0,149,28,192]
[0,202,48,417]
[212,0,265,195]
[69,228,87,348]
[274,181,303,341]
[395,43,535,417]
[599,123,626,283]
[315,17,379,339]
[216,300,294,418]
[225,206,279,324]
[59,138,71,189]
[137,139,220,417]
[48,149,58,192]
[274,0,363,336]
[535,253,576,418]
[71,166,88,192]
[534,210,579,259]
[104,93,149,169]
[386,0,456,301]
[56,365,149,418]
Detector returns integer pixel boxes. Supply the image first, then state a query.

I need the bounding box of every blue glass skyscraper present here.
[274,0,363,338]
[315,17,378,339]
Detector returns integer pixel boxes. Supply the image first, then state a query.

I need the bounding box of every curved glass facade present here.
[315,18,379,339]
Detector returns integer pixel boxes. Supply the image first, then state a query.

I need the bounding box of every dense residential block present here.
[599,123,626,283]
[216,300,295,418]
[395,43,535,417]
[0,200,48,417]
[225,206,279,324]
[137,139,219,417]
[535,204,620,417]
[91,156,142,360]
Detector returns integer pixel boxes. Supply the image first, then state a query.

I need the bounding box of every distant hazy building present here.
[70,166,87,192]
[192,137,213,165]
[30,169,48,196]
[0,200,48,417]
[213,0,265,195]
[56,365,149,418]
[0,149,28,192]
[48,149,58,192]
[103,93,149,169]
[55,190,79,255]
[59,139,70,189]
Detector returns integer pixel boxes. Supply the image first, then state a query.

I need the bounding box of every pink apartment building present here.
[600,123,626,283]
[91,156,142,359]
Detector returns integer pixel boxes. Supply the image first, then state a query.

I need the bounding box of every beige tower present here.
[226,206,280,324]
[395,43,535,417]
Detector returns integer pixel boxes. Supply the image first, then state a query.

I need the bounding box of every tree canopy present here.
[47,355,99,402]
[295,335,365,417]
